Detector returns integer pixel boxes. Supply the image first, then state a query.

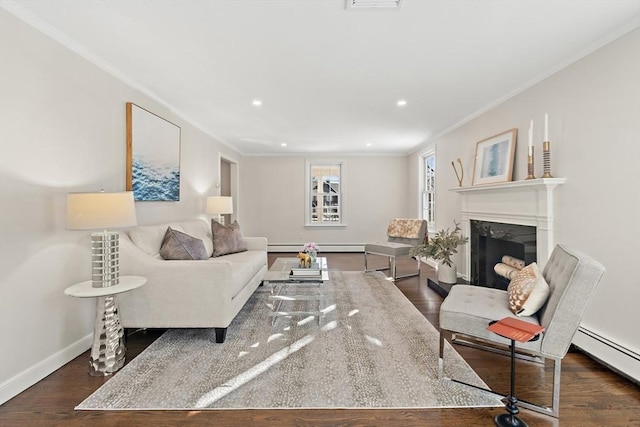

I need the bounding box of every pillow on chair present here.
[507,262,550,316]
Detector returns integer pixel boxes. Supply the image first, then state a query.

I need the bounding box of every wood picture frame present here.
[472,128,517,186]
[126,103,181,201]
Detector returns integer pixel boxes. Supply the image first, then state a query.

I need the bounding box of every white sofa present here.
[117,219,268,343]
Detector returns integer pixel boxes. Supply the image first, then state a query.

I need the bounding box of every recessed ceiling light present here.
[281,143,287,147]
[252,99,262,106]
[366,143,372,147]
[396,99,407,107]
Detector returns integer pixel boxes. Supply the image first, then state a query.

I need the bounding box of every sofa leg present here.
[214,327,227,343]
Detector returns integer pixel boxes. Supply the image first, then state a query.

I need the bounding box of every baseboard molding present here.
[0,333,92,405]
[573,327,640,384]
[268,244,364,252]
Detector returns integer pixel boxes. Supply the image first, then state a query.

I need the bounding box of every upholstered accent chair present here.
[364,218,428,281]
[438,244,605,417]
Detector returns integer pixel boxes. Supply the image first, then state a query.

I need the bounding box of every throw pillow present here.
[211,220,247,257]
[507,262,550,317]
[159,227,209,260]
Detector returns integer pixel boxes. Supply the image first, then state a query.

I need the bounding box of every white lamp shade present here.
[67,191,137,230]
[206,196,233,214]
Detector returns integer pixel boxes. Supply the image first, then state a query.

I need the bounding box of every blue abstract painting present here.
[480,139,509,178]
[127,103,181,201]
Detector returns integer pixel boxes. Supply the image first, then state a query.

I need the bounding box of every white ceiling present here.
[3,0,639,155]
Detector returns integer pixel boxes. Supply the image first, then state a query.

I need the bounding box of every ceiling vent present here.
[346,0,404,10]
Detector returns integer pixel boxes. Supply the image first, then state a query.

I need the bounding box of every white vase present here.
[437,263,457,284]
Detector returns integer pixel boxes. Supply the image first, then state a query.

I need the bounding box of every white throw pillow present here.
[507,262,550,317]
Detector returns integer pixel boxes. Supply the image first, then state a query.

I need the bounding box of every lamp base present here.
[91,231,120,288]
[89,295,125,375]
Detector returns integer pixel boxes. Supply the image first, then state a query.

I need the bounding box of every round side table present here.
[65,276,146,376]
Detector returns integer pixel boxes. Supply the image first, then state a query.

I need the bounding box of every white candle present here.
[545,113,549,141]
[528,119,533,155]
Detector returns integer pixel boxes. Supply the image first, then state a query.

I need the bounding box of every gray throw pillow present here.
[159,227,209,260]
[211,220,247,257]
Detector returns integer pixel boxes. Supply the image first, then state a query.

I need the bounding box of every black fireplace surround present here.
[470,220,537,290]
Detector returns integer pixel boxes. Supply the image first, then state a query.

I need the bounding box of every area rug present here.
[76,271,500,410]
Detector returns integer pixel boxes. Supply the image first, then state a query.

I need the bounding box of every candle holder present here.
[526,147,535,180]
[542,140,553,178]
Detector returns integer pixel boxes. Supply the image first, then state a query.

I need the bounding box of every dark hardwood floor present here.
[1,253,638,426]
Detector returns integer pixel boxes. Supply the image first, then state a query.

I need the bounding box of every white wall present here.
[240,155,411,248]
[409,28,640,380]
[0,10,238,403]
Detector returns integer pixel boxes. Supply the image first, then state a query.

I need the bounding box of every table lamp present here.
[67,191,137,288]
[206,196,233,225]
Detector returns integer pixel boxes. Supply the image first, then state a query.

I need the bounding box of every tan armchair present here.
[364,218,428,281]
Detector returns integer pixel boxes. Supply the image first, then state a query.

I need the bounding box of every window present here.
[422,152,435,230]
[306,160,344,226]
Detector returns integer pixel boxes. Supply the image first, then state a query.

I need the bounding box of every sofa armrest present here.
[244,236,268,252]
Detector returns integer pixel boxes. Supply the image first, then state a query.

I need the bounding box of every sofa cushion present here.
[440,285,542,352]
[507,262,550,317]
[159,227,209,260]
[212,220,247,257]
[210,250,267,298]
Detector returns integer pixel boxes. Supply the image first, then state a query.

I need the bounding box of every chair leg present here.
[438,329,446,380]
[440,328,560,418]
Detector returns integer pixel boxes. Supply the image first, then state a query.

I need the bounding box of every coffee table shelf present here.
[265,257,329,324]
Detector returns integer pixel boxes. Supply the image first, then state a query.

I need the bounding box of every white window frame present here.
[421,150,436,233]
[305,159,346,227]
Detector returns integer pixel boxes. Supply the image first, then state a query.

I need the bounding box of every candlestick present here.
[544,113,549,142]
[542,140,553,178]
[526,146,535,180]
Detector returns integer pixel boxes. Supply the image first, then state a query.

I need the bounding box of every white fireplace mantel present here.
[451,178,566,280]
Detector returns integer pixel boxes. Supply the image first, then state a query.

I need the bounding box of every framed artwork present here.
[472,129,517,186]
[126,103,181,201]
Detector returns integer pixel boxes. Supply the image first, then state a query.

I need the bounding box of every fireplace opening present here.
[470,220,536,290]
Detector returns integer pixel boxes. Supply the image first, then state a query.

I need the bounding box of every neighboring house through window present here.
[422,151,435,232]
[305,160,344,226]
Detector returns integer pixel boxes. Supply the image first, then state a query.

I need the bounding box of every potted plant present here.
[412,221,468,284]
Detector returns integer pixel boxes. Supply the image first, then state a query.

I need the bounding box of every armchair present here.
[364,218,428,281]
[438,244,605,417]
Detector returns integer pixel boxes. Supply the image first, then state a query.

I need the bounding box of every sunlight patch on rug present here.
[76,271,501,410]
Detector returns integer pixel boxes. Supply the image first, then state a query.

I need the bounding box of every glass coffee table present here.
[264,257,330,324]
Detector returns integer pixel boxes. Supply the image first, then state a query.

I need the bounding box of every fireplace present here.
[470,220,536,290]
[452,178,566,284]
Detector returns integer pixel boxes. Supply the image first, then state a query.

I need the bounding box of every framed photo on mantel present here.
[472,128,517,186]
[126,102,181,201]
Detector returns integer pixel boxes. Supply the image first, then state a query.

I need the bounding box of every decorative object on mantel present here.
[126,102,181,201]
[451,158,464,187]
[412,221,468,284]
[526,119,536,180]
[472,128,517,186]
[542,113,553,178]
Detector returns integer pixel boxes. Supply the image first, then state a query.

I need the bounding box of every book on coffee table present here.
[487,317,545,343]
[290,262,321,277]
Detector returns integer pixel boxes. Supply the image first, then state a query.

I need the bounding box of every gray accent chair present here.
[364,218,428,281]
[438,244,605,417]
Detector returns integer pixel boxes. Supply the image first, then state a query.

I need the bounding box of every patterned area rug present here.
[77,271,500,410]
